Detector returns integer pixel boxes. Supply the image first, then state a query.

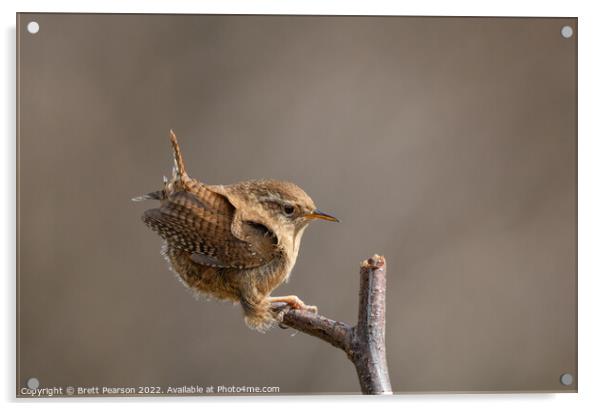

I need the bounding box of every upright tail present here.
[169,129,188,181]
[131,130,189,202]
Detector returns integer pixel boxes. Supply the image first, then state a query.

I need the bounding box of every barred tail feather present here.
[169,129,188,180]
[131,190,164,202]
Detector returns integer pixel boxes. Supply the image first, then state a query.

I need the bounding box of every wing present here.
[143,189,277,269]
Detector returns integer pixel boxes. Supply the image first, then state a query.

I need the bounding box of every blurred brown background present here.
[17,14,576,394]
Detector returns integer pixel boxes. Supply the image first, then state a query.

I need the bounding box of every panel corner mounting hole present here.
[27,21,40,34]
[560,373,574,386]
[560,25,573,39]
[27,377,40,389]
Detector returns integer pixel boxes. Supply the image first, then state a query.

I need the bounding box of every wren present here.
[134,131,338,331]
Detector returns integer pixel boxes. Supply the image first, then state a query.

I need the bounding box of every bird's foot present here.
[268,295,318,313]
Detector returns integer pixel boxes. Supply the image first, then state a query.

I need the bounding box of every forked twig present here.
[273,255,392,394]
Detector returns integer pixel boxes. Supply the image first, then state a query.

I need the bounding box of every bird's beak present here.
[304,209,339,222]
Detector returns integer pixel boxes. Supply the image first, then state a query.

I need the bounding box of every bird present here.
[133,131,338,332]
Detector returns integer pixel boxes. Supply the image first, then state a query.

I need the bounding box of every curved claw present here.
[268,295,318,314]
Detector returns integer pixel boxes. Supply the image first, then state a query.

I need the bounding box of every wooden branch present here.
[274,254,392,395]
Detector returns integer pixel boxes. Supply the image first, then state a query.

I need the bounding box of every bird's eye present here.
[283,204,295,216]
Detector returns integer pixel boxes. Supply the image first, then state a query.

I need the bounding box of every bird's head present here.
[227,179,338,241]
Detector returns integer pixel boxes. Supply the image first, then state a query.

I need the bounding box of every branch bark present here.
[274,254,392,395]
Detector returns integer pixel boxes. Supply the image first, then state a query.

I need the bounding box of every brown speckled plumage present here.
[134,131,338,331]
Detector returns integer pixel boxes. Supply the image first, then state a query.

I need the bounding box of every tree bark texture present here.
[274,254,392,395]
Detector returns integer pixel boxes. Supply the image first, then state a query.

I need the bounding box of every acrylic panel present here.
[16,14,577,396]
